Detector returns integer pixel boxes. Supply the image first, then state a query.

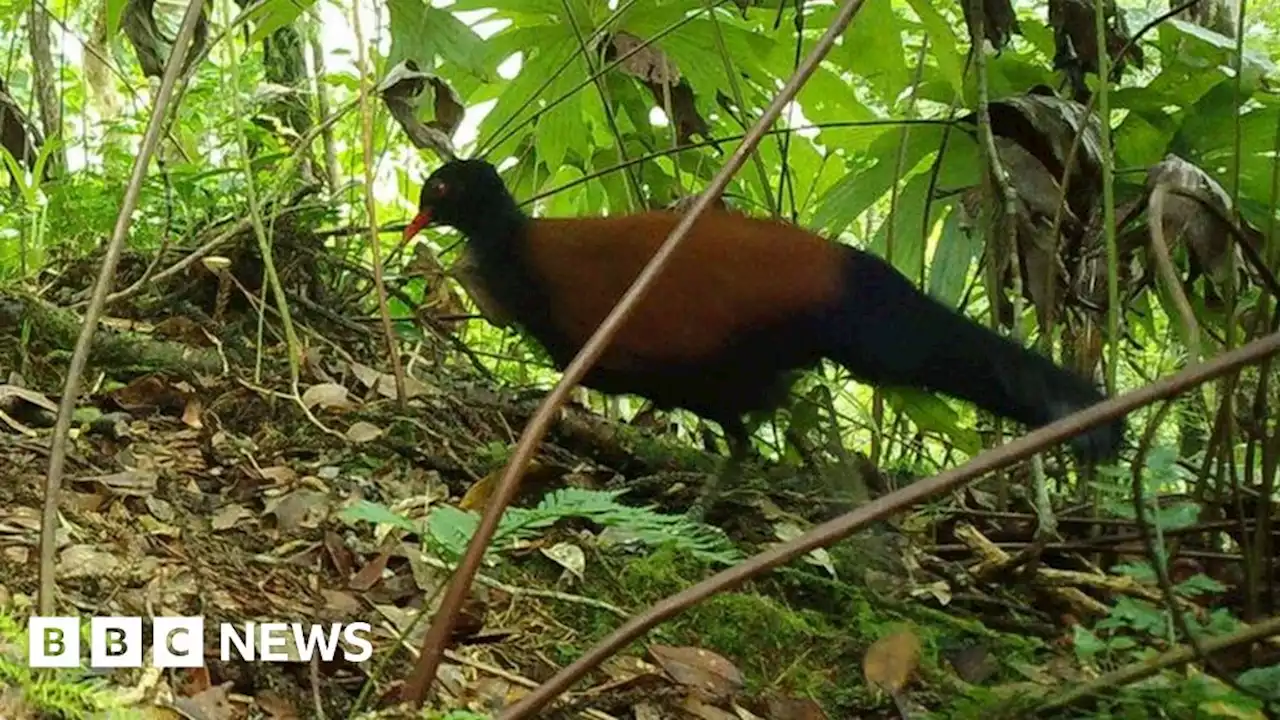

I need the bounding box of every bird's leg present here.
[686,419,751,523]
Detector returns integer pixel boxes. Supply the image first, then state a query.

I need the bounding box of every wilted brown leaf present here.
[58,545,121,579]
[863,628,921,695]
[1145,154,1238,290]
[350,550,391,591]
[1047,0,1142,101]
[600,31,711,147]
[648,644,744,703]
[377,59,457,161]
[962,0,1020,49]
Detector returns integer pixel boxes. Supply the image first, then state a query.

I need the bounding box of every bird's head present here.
[403,158,513,241]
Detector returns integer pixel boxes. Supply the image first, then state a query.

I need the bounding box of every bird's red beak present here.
[403,210,432,241]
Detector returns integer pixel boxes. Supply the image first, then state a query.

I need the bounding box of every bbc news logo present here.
[28,617,373,668]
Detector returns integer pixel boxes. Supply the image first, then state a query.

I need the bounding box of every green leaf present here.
[886,387,981,455]
[106,0,128,35]
[536,51,585,176]
[825,0,910,105]
[1072,625,1105,661]
[1237,664,1280,699]
[386,0,491,80]
[338,500,420,532]
[867,171,947,279]
[247,0,320,45]
[810,125,976,238]
[447,0,561,13]
[476,27,578,157]
[903,0,964,95]
[927,207,977,307]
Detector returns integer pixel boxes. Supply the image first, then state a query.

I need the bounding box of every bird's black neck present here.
[451,192,526,253]
[457,195,573,362]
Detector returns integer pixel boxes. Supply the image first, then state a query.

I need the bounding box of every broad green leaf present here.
[247,0,320,45]
[868,172,934,278]
[476,28,578,157]
[386,0,491,80]
[535,48,585,175]
[903,0,964,96]
[592,148,633,214]
[447,0,561,13]
[825,0,910,104]
[810,124,974,236]
[886,387,981,455]
[927,207,977,307]
[106,0,128,35]
[792,65,877,127]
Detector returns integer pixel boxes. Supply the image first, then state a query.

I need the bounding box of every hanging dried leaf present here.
[1144,155,1238,290]
[377,60,459,161]
[122,0,208,79]
[600,32,712,148]
[962,0,1021,50]
[984,89,1105,223]
[993,135,1077,329]
[1047,0,1143,102]
[0,78,43,177]
[609,31,680,85]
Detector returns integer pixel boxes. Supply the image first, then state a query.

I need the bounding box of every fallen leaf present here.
[301,383,355,411]
[263,490,327,531]
[349,551,391,591]
[459,471,499,511]
[946,644,998,684]
[72,469,158,497]
[540,542,586,581]
[58,545,121,579]
[346,421,383,443]
[863,629,921,696]
[210,504,252,531]
[257,466,298,485]
[648,644,744,703]
[757,696,830,719]
[349,362,434,399]
[0,384,58,413]
[256,690,300,719]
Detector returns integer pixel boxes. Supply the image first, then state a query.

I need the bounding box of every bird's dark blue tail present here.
[821,248,1124,461]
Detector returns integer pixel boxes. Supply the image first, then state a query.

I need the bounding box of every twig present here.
[352,0,407,411]
[1038,613,1280,711]
[36,0,207,617]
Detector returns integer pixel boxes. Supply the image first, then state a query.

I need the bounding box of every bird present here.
[403,158,1126,520]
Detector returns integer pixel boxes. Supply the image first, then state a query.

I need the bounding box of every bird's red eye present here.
[432,180,448,197]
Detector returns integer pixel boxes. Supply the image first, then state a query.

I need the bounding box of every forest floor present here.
[0,233,1264,720]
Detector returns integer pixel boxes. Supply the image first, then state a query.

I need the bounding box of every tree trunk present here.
[27,2,64,177]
